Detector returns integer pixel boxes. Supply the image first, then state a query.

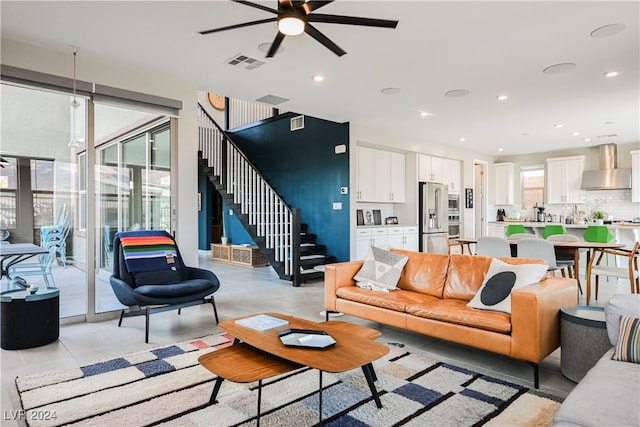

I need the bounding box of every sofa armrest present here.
[324,261,363,311]
[510,276,577,363]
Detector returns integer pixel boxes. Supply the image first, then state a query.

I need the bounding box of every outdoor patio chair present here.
[109,229,220,343]
[7,245,57,288]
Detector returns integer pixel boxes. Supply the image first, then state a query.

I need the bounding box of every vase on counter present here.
[595,219,604,226]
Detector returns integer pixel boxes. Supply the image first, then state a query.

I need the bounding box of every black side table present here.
[560,305,611,383]
[1,287,59,350]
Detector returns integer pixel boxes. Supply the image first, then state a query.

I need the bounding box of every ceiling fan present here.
[199,0,398,57]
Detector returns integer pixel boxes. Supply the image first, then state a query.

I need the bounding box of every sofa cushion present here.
[406,298,512,333]
[336,287,439,312]
[353,246,409,291]
[553,349,640,427]
[391,249,449,298]
[604,294,640,346]
[466,258,548,314]
[611,315,640,363]
[444,254,546,301]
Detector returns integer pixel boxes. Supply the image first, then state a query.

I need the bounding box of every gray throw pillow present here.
[354,246,409,291]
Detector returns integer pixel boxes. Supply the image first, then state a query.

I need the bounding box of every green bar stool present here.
[583,225,614,243]
[542,225,566,239]
[505,224,527,237]
[583,225,615,290]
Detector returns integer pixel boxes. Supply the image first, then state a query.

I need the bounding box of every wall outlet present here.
[333,202,342,210]
[340,186,348,194]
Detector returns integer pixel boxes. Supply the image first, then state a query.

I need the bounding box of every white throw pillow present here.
[354,246,409,291]
[467,258,548,313]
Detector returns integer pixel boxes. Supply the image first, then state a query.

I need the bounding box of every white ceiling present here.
[2,1,638,156]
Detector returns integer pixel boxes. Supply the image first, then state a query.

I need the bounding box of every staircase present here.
[197,103,335,286]
[299,223,336,283]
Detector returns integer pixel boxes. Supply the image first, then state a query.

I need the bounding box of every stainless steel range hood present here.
[581,144,632,190]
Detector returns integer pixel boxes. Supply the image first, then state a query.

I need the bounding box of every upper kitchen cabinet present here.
[546,155,585,204]
[356,146,406,203]
[492,162,515,205]
[418,154,445,183]
[443,158,461,194]
[632,150,640,203]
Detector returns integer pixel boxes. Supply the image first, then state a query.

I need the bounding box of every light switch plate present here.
[333,202,342,210]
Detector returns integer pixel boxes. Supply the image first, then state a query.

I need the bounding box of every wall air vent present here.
[226,54,265,70]
[290,115,304,131]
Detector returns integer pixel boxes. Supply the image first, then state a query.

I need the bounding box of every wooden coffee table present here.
[198,313,389,425]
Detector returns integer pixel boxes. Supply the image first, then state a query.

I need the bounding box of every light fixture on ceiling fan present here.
[199,0,398,58]
[68,48,81,148]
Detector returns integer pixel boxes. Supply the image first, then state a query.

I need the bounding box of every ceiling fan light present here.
[278,16,305,36]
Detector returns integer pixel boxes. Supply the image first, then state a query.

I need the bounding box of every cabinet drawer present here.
[387,227,404,235]
[355,228,372,237]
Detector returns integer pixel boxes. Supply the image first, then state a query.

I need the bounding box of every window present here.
[521,166,544,209]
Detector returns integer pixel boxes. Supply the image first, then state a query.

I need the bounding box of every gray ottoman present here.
[560,306,611,383]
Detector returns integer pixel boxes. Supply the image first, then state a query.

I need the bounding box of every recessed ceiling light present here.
[498,148,504,152]
[445,89,469,97]
[521,132,529,136]
[543,63,576,74]
[590,23,627,38]
[419,111,431,117]
[603,70,620,78]
[605,121,615,125]
[496,95,508,101]
[583,138,591,142]
[311,75,324,82]
[381,87,401,95]
[571,132,580,136]
[554,124,563,128]
[257,42,283,55]
[459,138,466,142]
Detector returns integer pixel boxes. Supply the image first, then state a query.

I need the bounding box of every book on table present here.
[235,314,289,331]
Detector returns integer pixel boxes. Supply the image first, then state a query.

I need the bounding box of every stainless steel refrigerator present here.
[419,182,449,253]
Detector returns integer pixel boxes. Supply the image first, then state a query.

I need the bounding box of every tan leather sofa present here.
[324,249,578,388]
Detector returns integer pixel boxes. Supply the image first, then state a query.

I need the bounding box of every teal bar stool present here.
[542,225,566,239]
[505,224,527,237]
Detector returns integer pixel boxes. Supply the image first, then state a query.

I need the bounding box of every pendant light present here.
[68,49,80,147]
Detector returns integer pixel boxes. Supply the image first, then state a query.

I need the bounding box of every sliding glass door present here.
[94,103,172,313]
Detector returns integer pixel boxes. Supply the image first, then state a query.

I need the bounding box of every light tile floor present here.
[1,253,631,426]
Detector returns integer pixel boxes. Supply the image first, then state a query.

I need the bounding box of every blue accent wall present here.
[229,115,350,262]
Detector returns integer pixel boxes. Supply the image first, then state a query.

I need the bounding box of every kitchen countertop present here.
[491,221,640,228]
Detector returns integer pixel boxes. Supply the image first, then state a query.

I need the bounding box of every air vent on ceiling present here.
[291,115,304,131]
[596,134,619,139]
[255,94,289,105]
[226,54,265,70]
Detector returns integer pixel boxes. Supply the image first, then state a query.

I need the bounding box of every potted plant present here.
[592,210,605,225]
[220,210,230,245]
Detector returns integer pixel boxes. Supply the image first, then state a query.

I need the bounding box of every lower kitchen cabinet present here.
[355,226,418,259]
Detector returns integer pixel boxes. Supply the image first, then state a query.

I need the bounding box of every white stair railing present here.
[198,104,297,277]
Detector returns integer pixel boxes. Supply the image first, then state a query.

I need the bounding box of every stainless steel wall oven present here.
[448,194,461,238]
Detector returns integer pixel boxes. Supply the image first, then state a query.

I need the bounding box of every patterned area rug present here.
[15,332,561,427]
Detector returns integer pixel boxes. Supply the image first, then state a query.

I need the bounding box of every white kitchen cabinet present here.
[356,146,375,201]
[386,226,418,251]
[492,163,515,205]
[546,155,585,204]
[419,154,445,183]
[487,223,506,237]
[389,152,406,202]
[357,147,405,203]
[632,150,640,203]
[443,158,461,194]
[355,226,417,259]
[354,227,388,259]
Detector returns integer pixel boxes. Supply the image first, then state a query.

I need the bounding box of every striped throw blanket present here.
[119,231,178,274]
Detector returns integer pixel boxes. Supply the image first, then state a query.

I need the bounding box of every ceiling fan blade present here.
[304,23,346,57]
[231,0,278,14]
[307,13,398,28]
[266,32,286,57]
[302,1,334,14]
[279,0,295,9]
[199,17,276,35]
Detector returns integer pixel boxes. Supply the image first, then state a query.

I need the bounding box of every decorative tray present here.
[278,328,336,349]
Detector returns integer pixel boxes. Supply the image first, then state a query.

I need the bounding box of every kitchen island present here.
[488,221,639,248]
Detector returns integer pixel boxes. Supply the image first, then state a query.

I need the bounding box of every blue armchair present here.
[109,230,220,343]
